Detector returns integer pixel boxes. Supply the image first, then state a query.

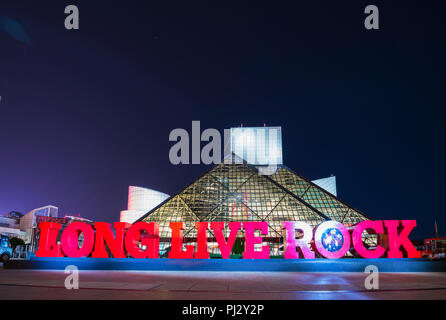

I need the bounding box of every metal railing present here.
[12,244,36,259]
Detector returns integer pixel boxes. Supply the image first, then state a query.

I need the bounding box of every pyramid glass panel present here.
[270,167,371,224]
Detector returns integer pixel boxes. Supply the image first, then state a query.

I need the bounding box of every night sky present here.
[0,1,444,239]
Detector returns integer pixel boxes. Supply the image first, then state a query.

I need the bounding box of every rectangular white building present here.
[230,126,283,165]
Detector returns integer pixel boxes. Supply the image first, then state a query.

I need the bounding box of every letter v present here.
[210,222,241,259]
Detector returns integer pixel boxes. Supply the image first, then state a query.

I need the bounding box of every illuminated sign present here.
[36,220,421,259]
[35,215,68,225]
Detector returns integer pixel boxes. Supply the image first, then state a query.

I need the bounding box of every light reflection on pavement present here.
[0,270,445,300]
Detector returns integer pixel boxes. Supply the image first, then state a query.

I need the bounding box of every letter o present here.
[314,221,351,259]
[61,222,95,257]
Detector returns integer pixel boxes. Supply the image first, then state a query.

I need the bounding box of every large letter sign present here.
[92,222,128,258]
[243,222,269,259]
[60,222,95,258]
[124,222,159,258]
[385,220,421,258]
[168,222,194,259]
[195,222,210,259]
[211,222,241,259]
[352,220,386,258]
[36,219,421,260]
[314,221,351,259]
[283,221,315,259]
[36,222,64,257]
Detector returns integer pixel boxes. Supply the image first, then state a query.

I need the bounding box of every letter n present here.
[92,222,129,258]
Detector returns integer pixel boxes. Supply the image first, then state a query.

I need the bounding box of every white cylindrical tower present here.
[120,186,169,224]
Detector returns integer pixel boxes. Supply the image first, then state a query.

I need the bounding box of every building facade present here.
[0,212,26,240]
[230,126,283,165]
[20,205,58,243]
[312,176,337,197]
[31,215,94,250]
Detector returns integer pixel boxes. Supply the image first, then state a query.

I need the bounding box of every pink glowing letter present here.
[195,222,210,259]
[210,222,241,259]
[36,222,64,257]
[352,220,386,258]
[125,222,159,259]
[314,221,351,259]
[60,222,95,258]
[168,222,194,259]
[384,220,421,258]
[283,221,315,259]
[243,222,269,259]
[92,222,129,258]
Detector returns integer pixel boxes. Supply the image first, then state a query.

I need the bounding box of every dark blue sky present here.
[0,1,444,238]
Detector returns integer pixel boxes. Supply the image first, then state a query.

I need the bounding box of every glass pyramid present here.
[138,156,377,257]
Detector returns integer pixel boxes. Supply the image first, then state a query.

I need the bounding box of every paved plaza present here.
[0,268,445,300]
